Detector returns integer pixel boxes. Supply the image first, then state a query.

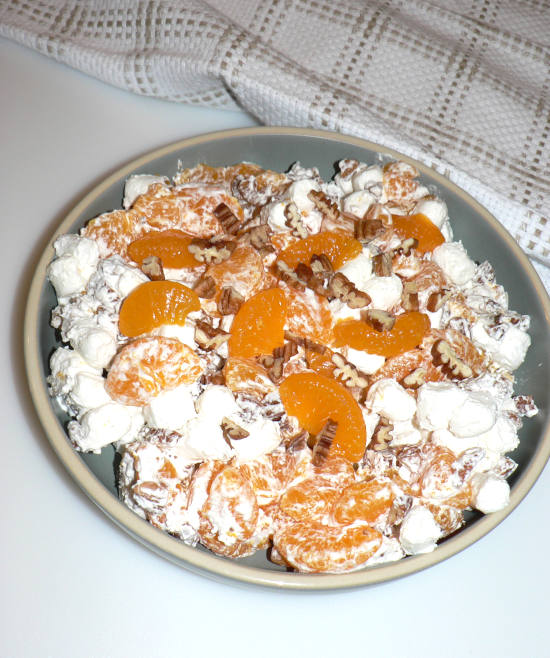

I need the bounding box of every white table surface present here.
[2,36,549,658]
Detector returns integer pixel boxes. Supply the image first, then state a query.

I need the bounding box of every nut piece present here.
[243,224,274,253]
[331,352,369,389]
[402,281,419,311]
[275,260,306,290]
[372,252,393,277]
[284,202,309,238]
[214,202,242,235]
[218,286,244,315]
[194,320,230,351]
[310,253,333,279]
[354,217,384,242]
[426,289,449,312]
[286,429,309,454]
[307,190,341,224]
[188,238,235,264]
[362,309,396,332]
[220,417,250,442]
[369,418,394,451]
[328,272,371,309]
[141,255,165,281]
[431,339,473,380]
[262,340,299,383]
[193,274,217,299]
[312,418,338,467]
[396,237,419,255]
[401,367,427,389]
[284,331,327,354]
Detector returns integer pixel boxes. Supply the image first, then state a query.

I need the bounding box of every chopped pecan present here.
[312,418,338,467]
[307,189,341,224]
[284,202,309,238]
[286,429,309,454]
[328,272,371,308]
[368,418,394,451]
[220,417,250,442]
[141,255,165,281]
[372,252,393,277]
[310,253,333,279]
[401,367,427,389]
[362,309,396,332]
[396,237,419,255]
[214,202,241,235]
[188,238,235,264]
[263,340,299,383]
[354,217,384,242]
[194,320,230,351]
[364,203,391,223]
[284,331,327,354]
[243,224,274,253]
[275,260,306,289]
[402,281,419,311]
[218,286,244,315]
[426,289,449,312]
[431,339,473,379]
[331,352,369,389]
[193,274,217,299]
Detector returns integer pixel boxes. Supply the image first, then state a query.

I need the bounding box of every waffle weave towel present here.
[2,0,550,287]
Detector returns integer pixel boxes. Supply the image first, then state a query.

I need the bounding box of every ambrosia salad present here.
[46,157,537,573]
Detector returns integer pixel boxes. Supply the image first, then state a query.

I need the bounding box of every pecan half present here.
[431,339,473,379]
[362,309,396,332]
[307,190,341,224]
[188,238,235,264]
[141,255,165,281]
[220,417,250,442]
[193,274,217,299]
[426,289,449,312]
[218,286,244,315]
[214,202,241,235]
[312,418,338,467]
[284,202,308,238]
[194,320,230,351]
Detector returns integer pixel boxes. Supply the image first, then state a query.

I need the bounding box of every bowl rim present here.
[24,125,550,589]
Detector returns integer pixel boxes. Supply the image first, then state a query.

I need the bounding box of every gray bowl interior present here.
[31,128,550,585]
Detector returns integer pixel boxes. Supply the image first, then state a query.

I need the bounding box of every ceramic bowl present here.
[24,127,550,589]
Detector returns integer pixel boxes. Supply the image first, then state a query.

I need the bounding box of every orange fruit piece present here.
[127,229,203,268]
[279,477,342,524]
[82,209,147,258]
[333,311,431,358]
[106,336,201,406]
[175,162,288,194]
[228,288,287,358]
[132,183,243,238]
[279,372,366,462]
[383,161,421,206]
[332,479,394,525]
[277,230,362,270]
[119,280,200,338]
[223,357,276,399]
[274,521,382,573]
[207,245,265,300]
[391,213,445,253]
[283,285,333,345]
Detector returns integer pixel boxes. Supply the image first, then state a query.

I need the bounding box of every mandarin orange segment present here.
[383,161,420,206]
[132,183,243,238]
[279,478,342,524]
[274,521,382,573]
[283,285,333,345]
[391,213,445,253]
[118,280,200,337]
[333,311,431,358]
[127,230,203,268]
[228,288,287,359]
[223,357,276,399]
[279,372,366,463]
[277,230,362,270]
[82,209,146,258]
[206,245,265,300]
[332,479,394,525]
[106,336,202,406]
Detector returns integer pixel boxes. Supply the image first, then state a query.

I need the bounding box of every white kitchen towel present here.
[2,0,550,288]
